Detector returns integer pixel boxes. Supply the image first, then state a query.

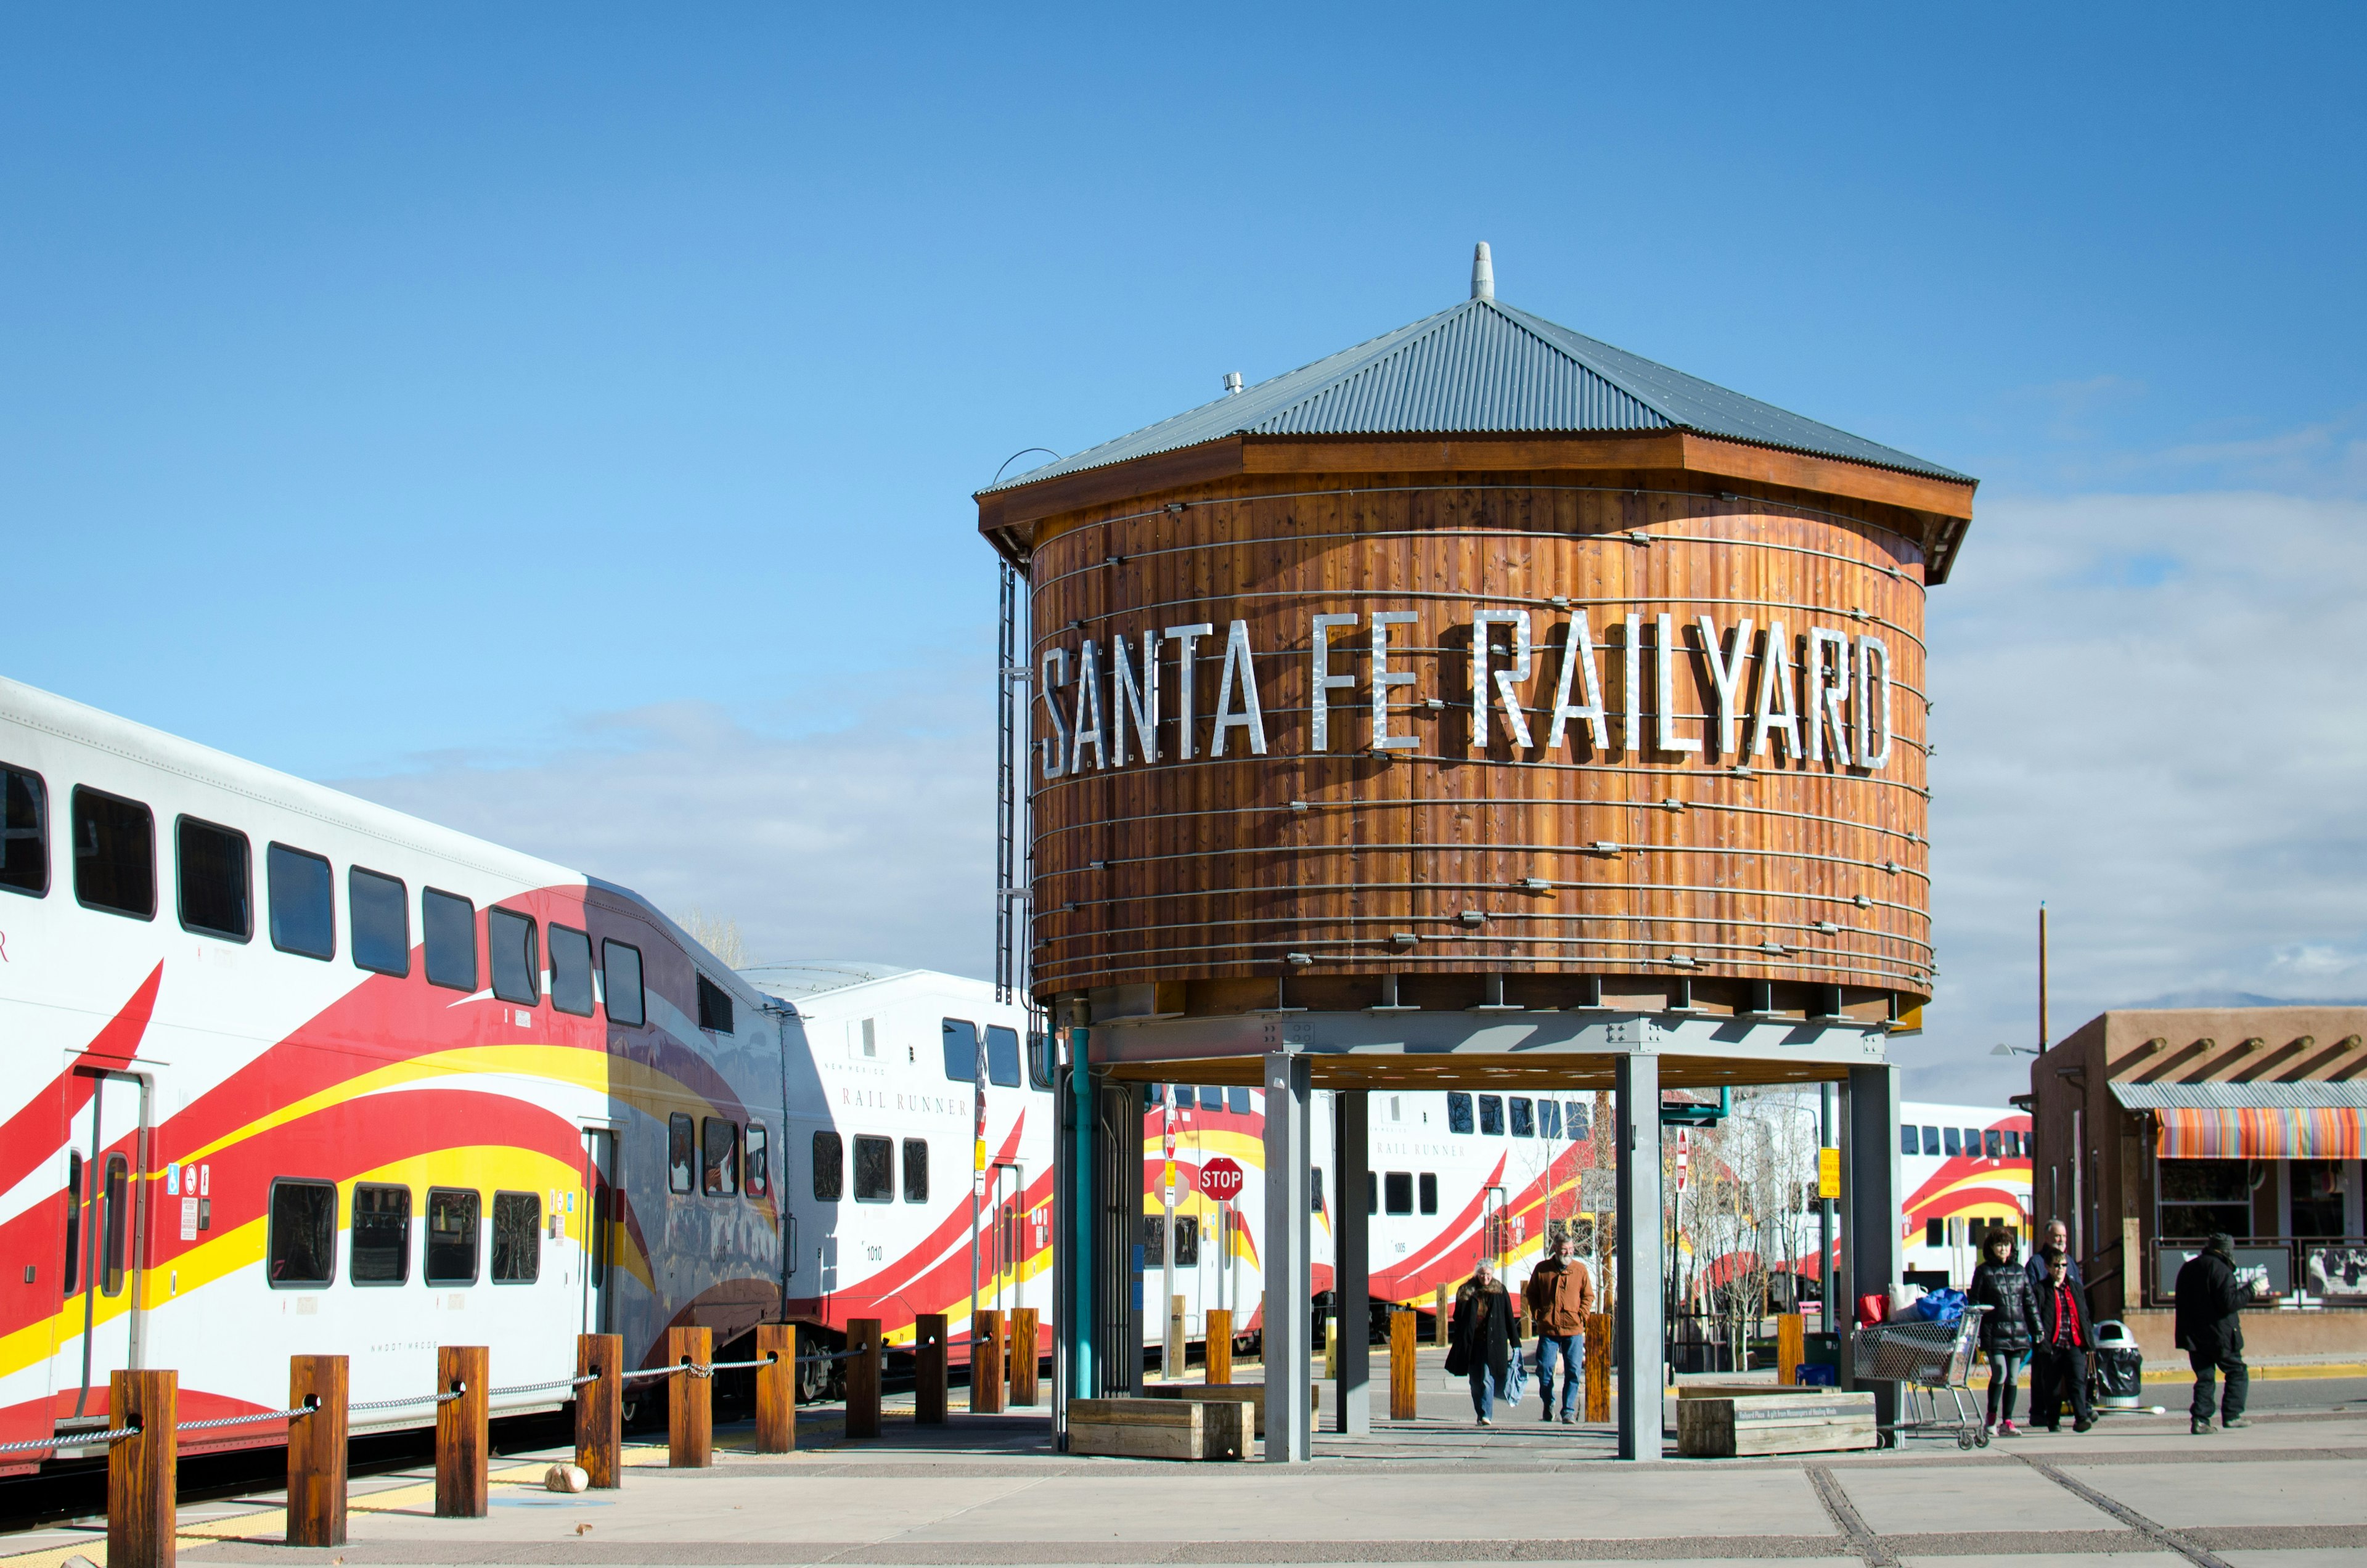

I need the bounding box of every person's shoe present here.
[1998,1420,2019,1437]
[2044,1424,2061,1433]
[1560,1412,1576,1425]
[1478,1416,1492,1427]
[1540,1407,1555,1422]
[2222,1416,2251,1429]
[2191,1418,2214,1435]
[2074,1416,2096,1433]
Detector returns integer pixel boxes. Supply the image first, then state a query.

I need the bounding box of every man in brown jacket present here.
[1523,1235,1596,1424]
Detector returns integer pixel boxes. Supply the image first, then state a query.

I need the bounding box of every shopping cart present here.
[1849,1304,1990,1449]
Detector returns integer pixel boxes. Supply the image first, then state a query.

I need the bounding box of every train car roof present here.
[738,960,1002,1007]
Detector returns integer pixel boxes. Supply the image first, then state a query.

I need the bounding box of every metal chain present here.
[178,1407,313,1433]
[0,1427,142,1456]
[349,1390,465,1414]
[487,1375,599,1397]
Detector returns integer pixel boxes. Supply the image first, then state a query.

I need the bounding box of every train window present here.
[985,1024,1021,1088]
[62,1151,83,1291]
[174,817,251,940]
[702,1118,739,1196]
[423,1188,481,1286]
[1568,1101,1590,1140]
[100,1154,131,1296]
[1366,1171,1378,1215]
[349,867,409,975]
[697,974,734,1034]
[267,843,335,959]
[72,786,155,919]
[1510,1098,1535,1138]
[668,1113,695,1194]
[941,1019,979,1083]
[1900,1126,1919,1156]
[1963,1126,1980,1154]
[1142,1214,1164,1268]
[1172,1215,1200,1267]
[489,907,539,1005]
[1942,1127,1961,1157]
[424,889,478,991]
[1309,1166,1324,1213]
[1026,1031,1055,1090]
[267,1177,337,1288]
[1200,1085,1224,1110]
[1419,1172,1439,1215]
[1227,1087,1251,1115]
[852,1135,893,1203]
[548,924,593,1015]
[856,1018,877,1058]
[1384,1172,1413,1215]
[351,1183,411,1284]
[602,939,644,1026]
[1540,1100,1562,1139]
[811,1131,843,1202]
[1478,1095,1505,1136]
[1984,1129,2002,1159]
[902,1138,928,1202]
[1926,1219,1945,1247]
[1,765,47,896]
[1922,1125,1940,1155]
[744,1123,770,1199]
[1447,1093,1474,1134]
[491,1192,540,1283]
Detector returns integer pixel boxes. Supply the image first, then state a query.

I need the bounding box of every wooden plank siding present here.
[1021,468,1931,1023]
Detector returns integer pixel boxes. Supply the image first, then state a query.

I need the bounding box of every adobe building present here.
[979,246,1978,1458]
[2031,1007,2367,1360]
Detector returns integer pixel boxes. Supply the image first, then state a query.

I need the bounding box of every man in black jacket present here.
[2030,1247,2096,1432]
[2175,1233,2251,1434]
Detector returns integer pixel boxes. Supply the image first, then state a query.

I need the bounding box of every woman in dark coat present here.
[1449,1259,1519,1426]
[1967,1227,2040,1435]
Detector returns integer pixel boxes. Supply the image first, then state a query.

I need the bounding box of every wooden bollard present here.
[1010,1307,1039,1405]
[1776,1312,1805,1386]
[915,1313,949,1424]
[667,1326,713,1468]
[575,1333,623,1487]
[435,1345,489,1518]
[286,1355,348,1547]
[1206,1308,1233,1385]
[755,1323,795,1453]
[107,1369,176,1568]
[1434,1284,1449,1347]
[846,1319,881,1439]
[1583,1312,1611,1424]
[971,1310,1005,1413]
[1389,1308,1418,1419]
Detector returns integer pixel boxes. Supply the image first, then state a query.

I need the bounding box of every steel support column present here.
[1841,1064,1902,1429]
[1332,1090,1370,1434]
[1262,1051,1312,1463]
[1067,1027,1095,1400]
[1614,1051,1665,1460]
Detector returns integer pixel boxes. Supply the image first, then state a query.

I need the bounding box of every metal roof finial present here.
[1471,241,1494,301]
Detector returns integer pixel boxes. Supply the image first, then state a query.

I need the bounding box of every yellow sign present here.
[1163,1161,1178,1191]
[974,1140,987,1172]
[1817,1146,1841,1201]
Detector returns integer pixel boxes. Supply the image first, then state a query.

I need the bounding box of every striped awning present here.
[2153,1107,2364,1159]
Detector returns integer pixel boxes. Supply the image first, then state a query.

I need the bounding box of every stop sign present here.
[1198,1156,1246,1201]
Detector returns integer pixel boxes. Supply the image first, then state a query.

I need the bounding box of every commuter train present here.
[1897,1101,2035,1288]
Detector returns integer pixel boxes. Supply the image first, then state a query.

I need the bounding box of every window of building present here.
[812,1131,844,1201]
[986,1024,1021,1087]
[1478,1095,1505,1136]
[1228,1087,1251,1115]
[2159,1159,2252,1239]
[602,939,644,1026]
[745,1122,770,1198]
[1922,1125,1940,1155]
[99,1154,131,1296]
[1,765,47,896]
[423,889,478,992]
[902,1138,928,1202]
[1510,1098,1535,1138]
[1567,1101,1590,1140]
[268,1178,337,1288]
[702,1118,739,1196]
[1540,1100,1562,1139]
[942,1018,978,1082]
[697,974,734,1034]
[1143,1213,1164,1268]
[1926,1219,1945,1247]
[1384,1172,1414,1215]
[668,1113,695,1194]
[1943,1127,1961,1157]
[1172,1214,1200,1266]
[176,817,250,940]
[351,1183,410,1284]
[852,1135,893,1202]
[349,867,409,975]
[548,924,594,1015]
[1447,1092,1474,1134]
[267,843,335,959]
[489,907,539,1005]
[491,1191,540,1283]
[423,1188,481,1286]
[1027,1031,1055,1090]
[1984,1129,2002,1159]
[72,786,154,919]
[1419,1172,1439,1215]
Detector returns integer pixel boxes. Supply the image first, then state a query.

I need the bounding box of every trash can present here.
[2091,1320,2143,1411]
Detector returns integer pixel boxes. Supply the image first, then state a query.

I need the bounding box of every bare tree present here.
[675,907,749,968]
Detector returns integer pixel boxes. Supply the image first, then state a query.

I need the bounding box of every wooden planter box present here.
[1677,1390,1877,1458]
[1069,1397,1251,1461]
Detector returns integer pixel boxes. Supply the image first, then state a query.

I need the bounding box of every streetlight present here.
[1992,1042,2038,1057]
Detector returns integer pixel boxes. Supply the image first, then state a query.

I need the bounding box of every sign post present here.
[1201,1158,1245,1325]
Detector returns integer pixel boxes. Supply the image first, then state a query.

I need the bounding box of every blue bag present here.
[1905,1287,1966,1325]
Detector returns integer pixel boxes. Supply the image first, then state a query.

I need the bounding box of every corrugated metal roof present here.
[980,295,1970,494]
[2109,1082,2367,1111]
[737,960,915,1002]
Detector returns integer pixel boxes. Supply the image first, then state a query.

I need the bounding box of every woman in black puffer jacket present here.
[1969,1228,2042,1434]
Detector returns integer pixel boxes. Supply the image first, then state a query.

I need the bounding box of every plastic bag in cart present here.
[1900,1288,1966,1325]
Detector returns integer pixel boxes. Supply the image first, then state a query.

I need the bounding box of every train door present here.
[59,1070,149,1425]
[1481,1183,1510,1275]
[990,1163,1022,1311]
[579,1127,616,1336]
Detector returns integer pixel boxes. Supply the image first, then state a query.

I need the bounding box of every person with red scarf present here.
[2030,1247,2096,1432]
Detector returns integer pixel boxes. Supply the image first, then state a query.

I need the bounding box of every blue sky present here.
[7,6,2364,1100]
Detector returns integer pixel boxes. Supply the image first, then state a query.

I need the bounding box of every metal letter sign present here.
[1198,1156,1246,1201]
